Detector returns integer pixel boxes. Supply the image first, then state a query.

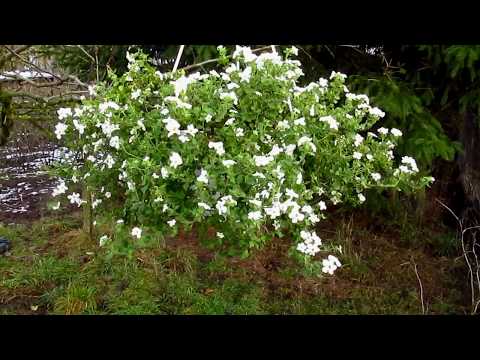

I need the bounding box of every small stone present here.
[0,238,11,255]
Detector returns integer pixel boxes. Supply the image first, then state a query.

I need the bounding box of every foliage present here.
[49,46,433,273]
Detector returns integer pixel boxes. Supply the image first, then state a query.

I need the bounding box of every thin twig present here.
[436,198,477,313]
[75,45,96,63]
[472,236,480,311]
[411,256,426,314]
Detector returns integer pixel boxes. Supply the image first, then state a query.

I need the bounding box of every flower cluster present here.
[50,46,434,275]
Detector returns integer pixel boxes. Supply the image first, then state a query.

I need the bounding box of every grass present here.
[0,211,469,315]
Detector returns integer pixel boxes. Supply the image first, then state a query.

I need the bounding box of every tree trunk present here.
[458,109,480,229]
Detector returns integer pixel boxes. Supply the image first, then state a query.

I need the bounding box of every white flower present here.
[219,91,238,105]
[369,107,385,118]
[137,118,146,131]
[235,128,244,137]
[88,85,96,96]
[208,141,225,156]
[167,219,176,227]
[318,201,327,210]
[399,165,411,173]
[249,199,263,207]
[401,156,419,172]
[217,232,225,239]
[186,124,198,137]
[169,152,183,169]
[131,227,142,239]
[116,219,124,224]
[67,192,84,207]
[57,107,72,120]
[131,89,141,100]
[318,78,328,87]
[296,230,322,256]
[284,144,296,156]
[319,115,338,130]
[254,155,274,167]
[248,210,263,221]
[322,255,342,274]
[358,193,366,203]
[294,117,306,126]
[197,169,209,184]
[55,123,68,139]
[222,160,236,168]
[72,119,85,135]
[354,134,364,147]
[286,189,299,199]
[277,120,290,130]
[366,154,373,161]
[92,198,102,209]
[239,66,252,82]
[377,127,389,135]
[161,167,169,178]
[100,119,119,137]
[269,144,283,157]
[290,46,299,56]
[391,128,403,137]
[297,136,317,153]
[52,180,68,197]
[371,172,382,181]
[215,195,236,216]
[353,151,363,160]
[171,76,192,97]
[198,202,211,210]
[163,117,181,137]
[225,117,235,126]
[296,173,303,184]
[330,71,347,80]
[232,46,257,62]
[105,154,115,169]
[288,206,305,223]
[105,192,111,198]
[227,82,240,90]
[109,136,120,149]
[205,114,213,123]
[178,135,189,143]
[99,235,109,247]
[98,101,120,113]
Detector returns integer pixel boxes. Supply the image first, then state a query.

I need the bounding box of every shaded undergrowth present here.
[0,210,467,315]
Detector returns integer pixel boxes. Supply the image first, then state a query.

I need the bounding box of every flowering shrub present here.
[50,46,434,275]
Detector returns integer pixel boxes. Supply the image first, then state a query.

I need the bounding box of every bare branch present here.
[2,45,63,81]
[76,45,96,63]
[179,46,273,72]
[0,45,33,67]
[173,45,185,72]
[2,45,88,89]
